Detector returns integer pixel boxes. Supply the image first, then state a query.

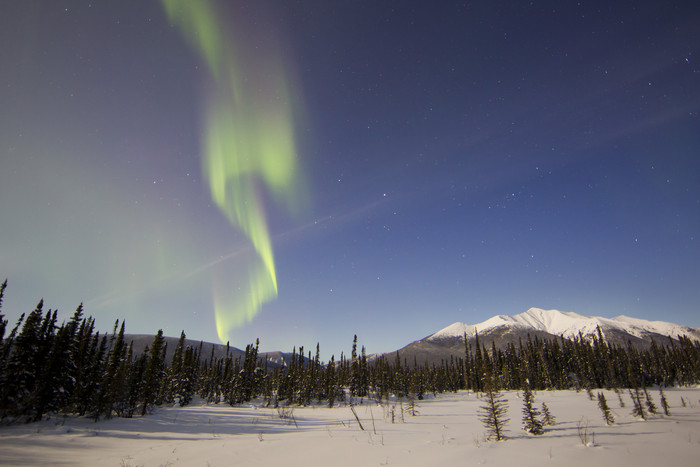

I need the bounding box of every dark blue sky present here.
[1,1,699,359]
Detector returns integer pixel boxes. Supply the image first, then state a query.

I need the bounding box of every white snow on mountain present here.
[427,308,700,341]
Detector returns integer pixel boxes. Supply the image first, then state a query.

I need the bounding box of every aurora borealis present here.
[161,0,308,342]
[1,1,699,358]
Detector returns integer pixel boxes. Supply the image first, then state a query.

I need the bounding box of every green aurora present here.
[162,0,307,342]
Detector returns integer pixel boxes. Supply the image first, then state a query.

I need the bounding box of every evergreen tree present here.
[235,340,260,404]
[472,330,486,392]
[111,341,133,417]
[521,387,543,435]
[630,388,647,420]
[30,306,82,421]
[479,379,509,441]
[125,350,147,418]
[350,335,360,397]
[312,343,322,403]
[659,388,670,416]
[140,330,166,416]
[0,279,7,345]
[541,402,556,426]
[585,387,595,400]
[614,387,625,408]
[101,321,127,418]
[70,315,96,415]
[325,355,338,408]
[0,311,24,416]
[167,331,187,405]
[2,301,45,419]
[643,388,657,415]
[178,345,197,406]
[1,312,23,364]
[597,392,615,425]
[359,345,369,398]
[86,333,109,419]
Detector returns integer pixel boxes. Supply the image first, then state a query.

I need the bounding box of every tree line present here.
[1,280,699,423]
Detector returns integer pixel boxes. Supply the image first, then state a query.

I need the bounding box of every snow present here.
[427,308,700,341]
[2,388,699,466]
[612,315,696,339]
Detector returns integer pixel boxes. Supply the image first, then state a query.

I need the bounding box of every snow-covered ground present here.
[2,387,699,466]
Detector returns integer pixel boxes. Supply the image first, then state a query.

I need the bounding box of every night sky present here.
[1,1,699,359]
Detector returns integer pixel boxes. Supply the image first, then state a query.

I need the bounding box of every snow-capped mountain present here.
[427,308,700,343]
[386,308,700,366]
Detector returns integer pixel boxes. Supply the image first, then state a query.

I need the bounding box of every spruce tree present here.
[2,301,45,418]
[0,310,24,417]
[597,392,615,425]
[101,321,127,418]
[325,355,338,408]
[1,312,23,364]
[521,387,544,435]
[178,345,197,406]
[0,279,7,345]
[585,387,595,400]
[167,331,187,405]
[359,345,369,398]
[111,342,133,417]
[70,315,95,415]
[614,387,625,408]
[126,351,147,418]
[87,333,109,419]
[479,379,509,441]
[350,335,360,398]
[140,330,166,416]
[541,402,556,426]
[643,388,657,415]
[30,308,82,421]
[630,388,647,420]
[659,388,670,416]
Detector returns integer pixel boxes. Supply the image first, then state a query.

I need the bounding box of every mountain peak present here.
[388,308,700,367]
[426,308,700,342]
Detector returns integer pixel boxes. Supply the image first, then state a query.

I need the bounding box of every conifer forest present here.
[1,279,699,424]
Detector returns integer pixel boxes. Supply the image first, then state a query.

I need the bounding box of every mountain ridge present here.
[427,307,700,342]
[122,334,296,368]
[384,308,700,366]
[123,308,700,368]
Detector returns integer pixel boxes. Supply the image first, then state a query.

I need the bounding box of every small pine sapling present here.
[630,388,647,421]
[479,387,510,441]
[521,387,544,435]
[597,392,615,425]
[407,397,419,417]
[659,389,671,416]
[585,387,595,401]
[541,402,556,426]
[614,387,625,408]
[643,388,657,415]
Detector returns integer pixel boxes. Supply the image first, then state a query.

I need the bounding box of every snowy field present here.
[1,387,699,466]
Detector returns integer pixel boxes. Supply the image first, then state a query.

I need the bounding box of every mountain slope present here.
[387,308,700,366]
[123,334,294,368]
[427,308,700,342]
